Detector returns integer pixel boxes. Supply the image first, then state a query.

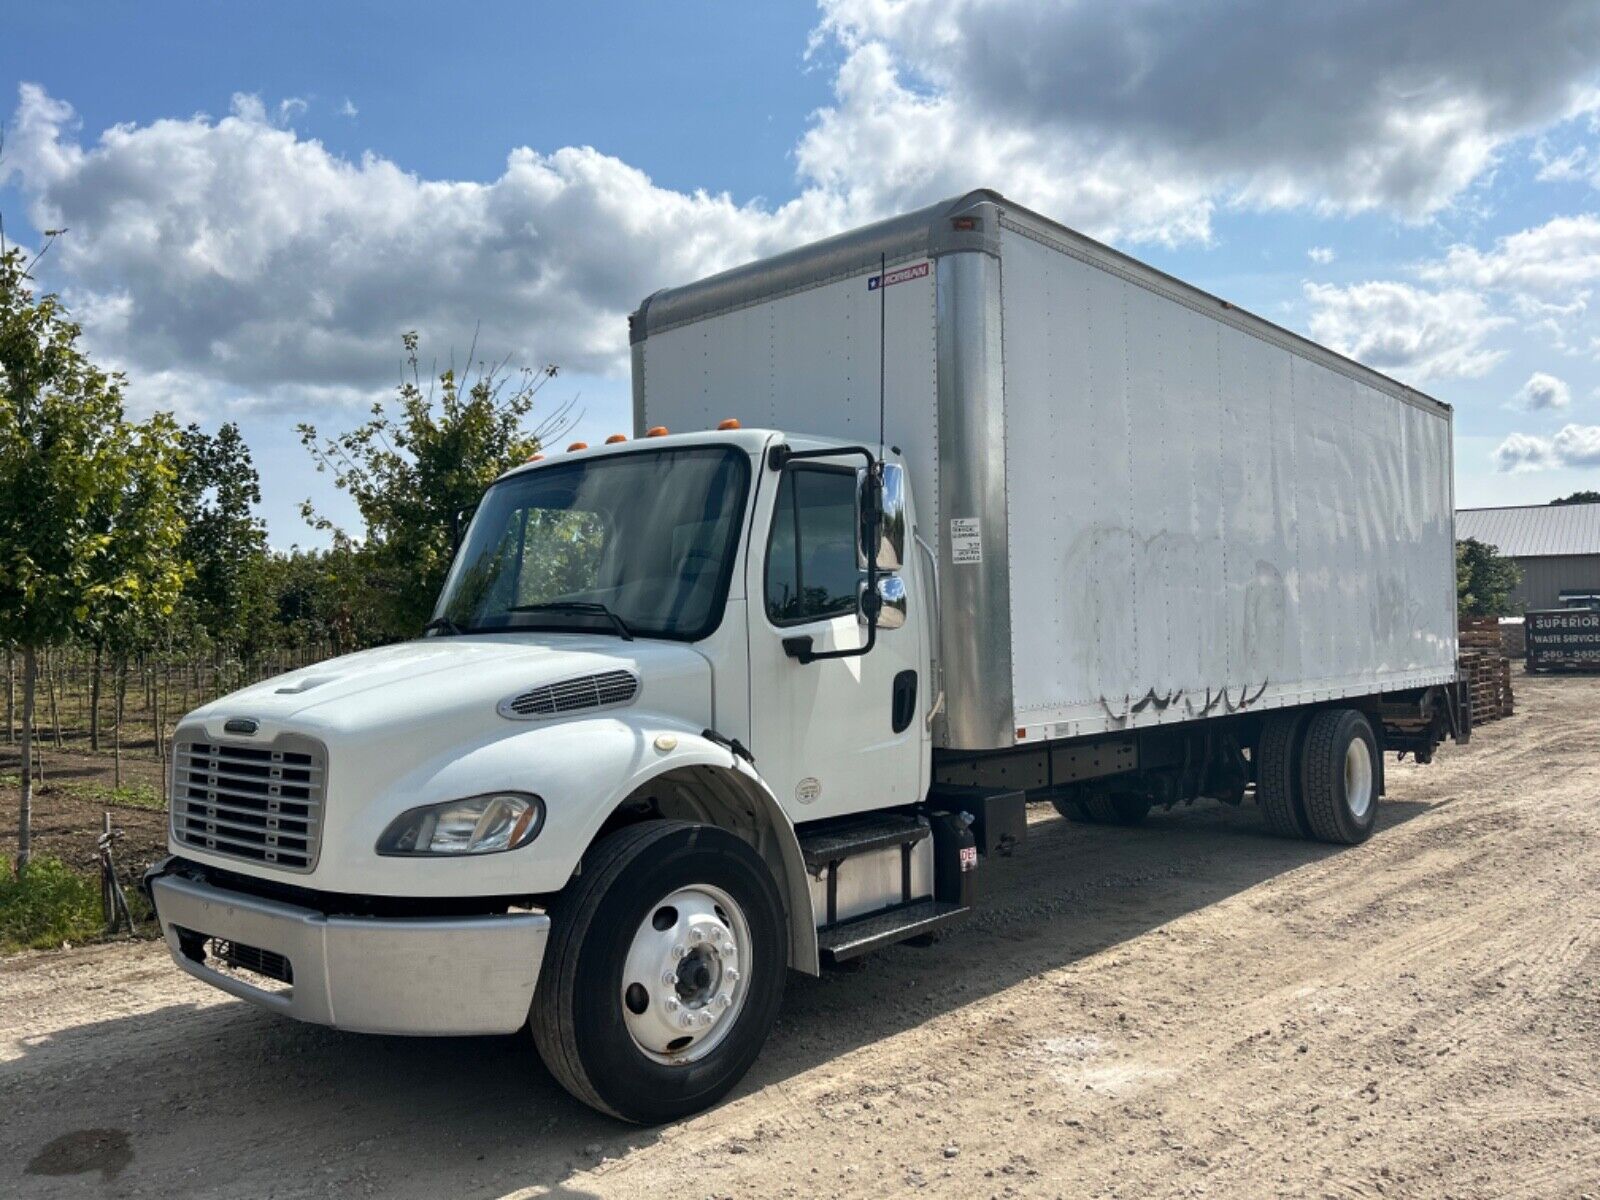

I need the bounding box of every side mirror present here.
[449,504,477,554]
[859,574,907,630]
[857,461,906,572]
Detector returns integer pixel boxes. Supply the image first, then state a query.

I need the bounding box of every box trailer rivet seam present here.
[143,188,1465,1125]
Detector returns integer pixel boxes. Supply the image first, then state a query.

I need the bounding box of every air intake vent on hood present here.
[498,670,640,720]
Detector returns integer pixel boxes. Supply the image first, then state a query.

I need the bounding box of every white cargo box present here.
[631,190,1458,751]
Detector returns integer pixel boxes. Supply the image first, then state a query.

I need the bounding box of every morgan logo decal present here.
[867,261,929,291]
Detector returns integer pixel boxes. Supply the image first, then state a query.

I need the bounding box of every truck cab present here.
[147,425,951,1123]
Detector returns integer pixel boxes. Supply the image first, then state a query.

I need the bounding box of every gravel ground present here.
[3,672,1597,1199]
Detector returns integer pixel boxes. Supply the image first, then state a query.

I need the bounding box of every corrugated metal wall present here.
[1513,555,1600,610]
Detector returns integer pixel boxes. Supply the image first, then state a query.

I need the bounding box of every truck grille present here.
[171,737,327,872]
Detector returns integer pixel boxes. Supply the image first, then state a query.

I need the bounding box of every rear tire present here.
[1256,712,1312,838]
[530,821,788,1123]
[1053,798,1095,824]
[1299,709,1380,845]
[1054,794,1149,825]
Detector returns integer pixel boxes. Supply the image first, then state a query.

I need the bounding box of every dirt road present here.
[4,673,1598,1198]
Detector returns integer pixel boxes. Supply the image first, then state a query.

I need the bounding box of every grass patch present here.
[0,773,165,812]
[0,856,106,953]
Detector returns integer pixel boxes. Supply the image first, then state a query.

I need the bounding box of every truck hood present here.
[183,633,714,740]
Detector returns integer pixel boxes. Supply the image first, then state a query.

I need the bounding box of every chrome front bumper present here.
[149,873,549,1036]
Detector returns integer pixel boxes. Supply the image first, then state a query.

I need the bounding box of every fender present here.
[568,724,821,976]
[312,712,819,973]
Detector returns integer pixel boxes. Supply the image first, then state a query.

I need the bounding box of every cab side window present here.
[765,466,860,624]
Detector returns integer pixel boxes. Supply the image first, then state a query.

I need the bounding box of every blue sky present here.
[6,1,1600,544]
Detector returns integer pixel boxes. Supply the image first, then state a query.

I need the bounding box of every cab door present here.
[745,451,927,823]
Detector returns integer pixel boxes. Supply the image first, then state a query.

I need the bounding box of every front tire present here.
[1299,709,1380,845]
[530,821,788,1123]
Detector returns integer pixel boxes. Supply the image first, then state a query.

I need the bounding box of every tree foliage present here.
[1456,537,1521,618]
[177,421,268,654]
[0,244,186,867]
[1551,490,1600,506]
[298,332,567,638]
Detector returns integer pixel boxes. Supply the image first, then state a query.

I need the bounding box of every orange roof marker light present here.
[526,453,545,463]
[605,433,628,444]
[645,426,669,438]
[567,441,588,452]
[717,418,741,430]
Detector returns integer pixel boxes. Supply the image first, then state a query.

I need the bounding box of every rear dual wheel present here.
[1257,708,1379,845]
[1053,794,1150,826]
[1300,709,1379,845]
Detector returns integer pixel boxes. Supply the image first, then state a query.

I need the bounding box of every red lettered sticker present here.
[959,845,978,871]
[868,261,930,291]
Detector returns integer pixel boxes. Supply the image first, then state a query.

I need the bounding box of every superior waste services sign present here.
[1526,609,1600,670]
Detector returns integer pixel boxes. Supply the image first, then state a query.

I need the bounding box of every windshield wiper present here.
[505,601,634,641]
[421,615,467,637]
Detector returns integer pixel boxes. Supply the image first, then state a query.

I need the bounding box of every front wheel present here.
[530,821,788,1123]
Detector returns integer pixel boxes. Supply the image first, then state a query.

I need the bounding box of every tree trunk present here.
[45,648,63,750]
[156,674,168,806]
[16,648,37,871]
[114,661,127,790]
[89,642,103,752]
[5,645,14,745]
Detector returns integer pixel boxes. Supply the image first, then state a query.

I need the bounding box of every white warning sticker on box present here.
[950,518,982,564]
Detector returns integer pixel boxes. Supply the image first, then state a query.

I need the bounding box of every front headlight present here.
[376,792,546,856]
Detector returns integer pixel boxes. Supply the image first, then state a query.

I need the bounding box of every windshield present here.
[433,445,751,640]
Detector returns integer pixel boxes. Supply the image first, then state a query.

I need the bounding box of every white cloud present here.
[338,98,358,119]
[816,0,1600,220]
[1494,424,1600,471]
[1303,280,1510,384]
[1,84,830,417]
[795,40,1214,246]
[11,1,1600,427]
[1513,371,1573,411]
[1307,246,1335,265]
[1532,139,1594,184]
[1425,214,1600,300]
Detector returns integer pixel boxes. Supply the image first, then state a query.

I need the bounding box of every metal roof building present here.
[1456,502,1600,610]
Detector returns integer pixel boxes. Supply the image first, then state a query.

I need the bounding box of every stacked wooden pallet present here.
[1459,618,1514,723]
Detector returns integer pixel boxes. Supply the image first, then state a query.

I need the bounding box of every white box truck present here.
[146,190,1467,1123]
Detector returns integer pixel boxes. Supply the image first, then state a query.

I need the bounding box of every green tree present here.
[1456,537,1522,618]
[259,545,387,655]
[298,331,566,638]
[1551,491,1600,506]
[177,421,268,654]
[0,245,187,868]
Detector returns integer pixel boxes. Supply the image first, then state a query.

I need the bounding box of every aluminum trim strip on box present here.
[936,251,1016,750]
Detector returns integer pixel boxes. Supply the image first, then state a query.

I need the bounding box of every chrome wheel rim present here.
[1344,737,1374,820]
[620,884,751,1065]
